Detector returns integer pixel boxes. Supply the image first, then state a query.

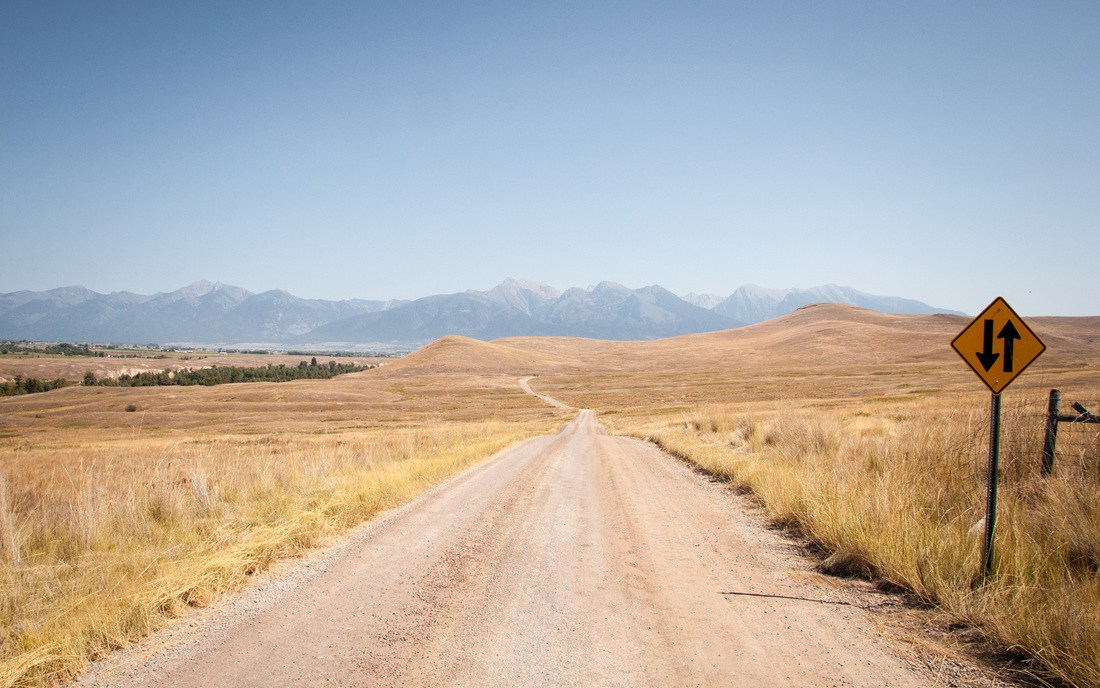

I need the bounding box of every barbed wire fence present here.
[1041,389,1100,481]
[949,389,1099,487]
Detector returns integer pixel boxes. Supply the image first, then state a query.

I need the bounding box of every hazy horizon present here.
[2,2,1097,316]
[0,277,967,313]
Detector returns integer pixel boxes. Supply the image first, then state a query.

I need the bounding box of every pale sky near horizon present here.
[2,2,1097,316]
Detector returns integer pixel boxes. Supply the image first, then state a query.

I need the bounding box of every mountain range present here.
[0,279,962,349]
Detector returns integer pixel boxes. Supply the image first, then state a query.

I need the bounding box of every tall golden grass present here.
[0,399,555,687]
[608,393,1099,687]
[4,306,1097,686]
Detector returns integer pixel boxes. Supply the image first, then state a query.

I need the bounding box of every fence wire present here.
[951,392,1099,485]
[1048,395,1100,481]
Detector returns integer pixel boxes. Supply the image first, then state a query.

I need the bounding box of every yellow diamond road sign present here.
[951,297,1045,395]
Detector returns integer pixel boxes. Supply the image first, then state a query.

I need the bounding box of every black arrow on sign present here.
[998,320,1021,373]
[976,319,1000,372]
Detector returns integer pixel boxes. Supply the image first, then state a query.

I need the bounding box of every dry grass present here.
[3,305,1098,686]
[509,306,1100,686]
[598,392,1100,687]
[0,369,564,687]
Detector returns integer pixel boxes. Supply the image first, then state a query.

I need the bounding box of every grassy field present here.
[514,308,1100,687]
[366,306,1100,685]
[3,305,1098,687]
[588,391,1099,687]
[0,370,564,687]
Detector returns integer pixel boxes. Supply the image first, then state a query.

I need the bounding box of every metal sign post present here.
[951,297,1044,577]
[981,393,1001,575]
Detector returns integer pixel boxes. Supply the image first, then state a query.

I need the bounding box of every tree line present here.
[1,341,101,356]
[2,360,375,396]
[1,376,71,396]
[83,359,376,388]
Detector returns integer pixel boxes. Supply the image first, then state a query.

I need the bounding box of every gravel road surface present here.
[78,408,929,687]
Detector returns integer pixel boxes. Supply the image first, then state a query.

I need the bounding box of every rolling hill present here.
[379,304,1100,379]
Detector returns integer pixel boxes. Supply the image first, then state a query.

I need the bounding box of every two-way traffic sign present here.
[951,297,1045,395]
[952,297,1046,576]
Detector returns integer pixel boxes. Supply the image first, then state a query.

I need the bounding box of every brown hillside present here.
[1027,315,1100,365]
[375,335,573,377]
[393,304,1100,378]
[503,304,971,372]
[630,304,969,370]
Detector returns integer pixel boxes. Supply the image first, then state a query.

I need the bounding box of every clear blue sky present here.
[2,1,1097,315]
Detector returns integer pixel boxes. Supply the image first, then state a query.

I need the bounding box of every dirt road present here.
[79,408,929,687]
[519,375,573,410]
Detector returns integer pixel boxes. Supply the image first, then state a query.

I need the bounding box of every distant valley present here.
[0,279,962,349]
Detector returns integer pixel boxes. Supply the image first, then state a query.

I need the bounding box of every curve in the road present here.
[519,376,573,411]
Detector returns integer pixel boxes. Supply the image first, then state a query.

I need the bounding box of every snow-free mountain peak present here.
[174,280,217,297]
[714,284,962,324]
[158,281,253,304]
[500,278,561,300]
[681,292,725,310]
[0,280,961,348]
[478,278,562,316]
